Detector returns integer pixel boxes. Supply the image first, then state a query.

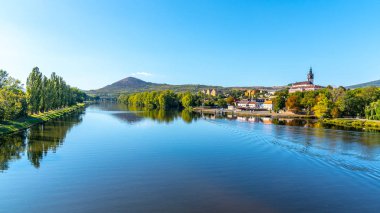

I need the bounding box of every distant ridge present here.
[87,76,283,97]
[88,77,221,96]
[347,79,380,89]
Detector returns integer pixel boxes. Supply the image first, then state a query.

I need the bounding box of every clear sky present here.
[1,0,379,90]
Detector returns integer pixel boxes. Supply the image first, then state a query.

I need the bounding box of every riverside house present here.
[262,100,273,111]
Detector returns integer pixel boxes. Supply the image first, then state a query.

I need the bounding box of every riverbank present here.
[193,107,316,119]
[322,118,380,131]
[0,103,86,136]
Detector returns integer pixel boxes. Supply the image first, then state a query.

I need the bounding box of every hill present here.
[87,77,223,97]
[87,77,283,98]
[94,77,159,93]
[347,79,380,89]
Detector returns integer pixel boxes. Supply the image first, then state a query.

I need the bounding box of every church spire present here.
[307,67,314,84]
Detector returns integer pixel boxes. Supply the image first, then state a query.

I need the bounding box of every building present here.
[237,100,250,108]
[227,105,235,110]
[289,67,323,93]
[262,100,273,110]
[201,89,218,97]
[248,101,257,109]
[244,89,258,98]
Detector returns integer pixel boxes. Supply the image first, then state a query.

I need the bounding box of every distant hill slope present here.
[347,79,380,89]
[87,76,283,98]
[95,77,158,92]
[87,77,223,96]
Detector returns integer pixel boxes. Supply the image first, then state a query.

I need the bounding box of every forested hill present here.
[347,79,380,89]
[87,76,283,98]
[87,77,223,96]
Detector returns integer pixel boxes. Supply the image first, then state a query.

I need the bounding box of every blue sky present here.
[0,0,379,90]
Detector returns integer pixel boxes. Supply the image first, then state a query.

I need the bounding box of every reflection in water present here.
[0,111,84,171]
[0,132,26,171]
[96,103,201,124]
[0,103,380,213]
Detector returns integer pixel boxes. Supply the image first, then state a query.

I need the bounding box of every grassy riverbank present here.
[0,103,86,136]
[322,118,380,131]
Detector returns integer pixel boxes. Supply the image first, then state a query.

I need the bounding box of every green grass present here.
[0,103,86,135]
[322,118,380,131]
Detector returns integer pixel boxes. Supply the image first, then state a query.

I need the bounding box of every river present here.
[1,103,380,213]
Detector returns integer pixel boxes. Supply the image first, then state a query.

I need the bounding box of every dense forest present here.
[0,67,87,121]
[273,86,380,119]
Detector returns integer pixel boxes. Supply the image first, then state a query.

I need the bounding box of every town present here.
[198,67,323,114]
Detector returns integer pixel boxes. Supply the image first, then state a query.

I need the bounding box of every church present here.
[289,68,323,93]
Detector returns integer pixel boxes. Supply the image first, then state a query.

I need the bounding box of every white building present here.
[262,100,273,111]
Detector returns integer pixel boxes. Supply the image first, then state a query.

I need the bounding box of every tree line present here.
[118,90,232,109]
[272,86,380,119]
[0,67,87,121]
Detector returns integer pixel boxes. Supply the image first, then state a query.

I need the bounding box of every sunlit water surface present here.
[1,103,380,213]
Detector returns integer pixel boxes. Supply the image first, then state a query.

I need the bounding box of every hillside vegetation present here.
[87,76,277,97]
[347,79,380,89]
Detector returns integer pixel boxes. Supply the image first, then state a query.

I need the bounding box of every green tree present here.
[365,100,380,120]
[216,98,227,108]
[0,69,9,88]
[301,91,317,115]
[226,96,235,105]
[181,92,193,109]
[26,67,43,114]
[273,89,288,112]
[313,94,333,118]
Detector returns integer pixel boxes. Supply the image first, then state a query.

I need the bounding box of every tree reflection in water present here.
[106,103,201,124]
[0,111,84,171]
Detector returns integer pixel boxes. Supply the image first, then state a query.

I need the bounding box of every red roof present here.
[292,81,313,86]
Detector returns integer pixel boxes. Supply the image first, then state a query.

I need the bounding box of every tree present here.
[313,94,333,118]
[365,100,380,120]
[0,69,9,88]
[273,89,288,112]
[216,98,227,108]
[301,91,317,115]
[0,89,27,120]
[286,94,302,113]
[26,67,43,114]
[226,96,235,105]
[181,92,193,109]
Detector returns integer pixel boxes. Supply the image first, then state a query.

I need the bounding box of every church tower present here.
[307,67,314,84]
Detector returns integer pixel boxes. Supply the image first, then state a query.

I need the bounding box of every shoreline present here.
[321,118,380,131]
[192,107,317,119]
[193,108,380,132]
[0,103,86,136]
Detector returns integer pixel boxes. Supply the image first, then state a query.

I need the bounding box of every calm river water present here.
[1,103,380,213]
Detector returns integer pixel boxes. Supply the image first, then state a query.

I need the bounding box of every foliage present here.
[26,67,88,114]
[181,92,194,109]
[275,86,380,119]
[286,94,302,113]
[0,89,27,120]
[273,89,288,112]
[313,94,333,118]
[118,90,231,109]
[300,91,317,115]
[0,70,27,120]
[0,67,87,122]
[226,96,235,105]
[365,100,380,120]
[119,90,180,109]
[216,98,227,108]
